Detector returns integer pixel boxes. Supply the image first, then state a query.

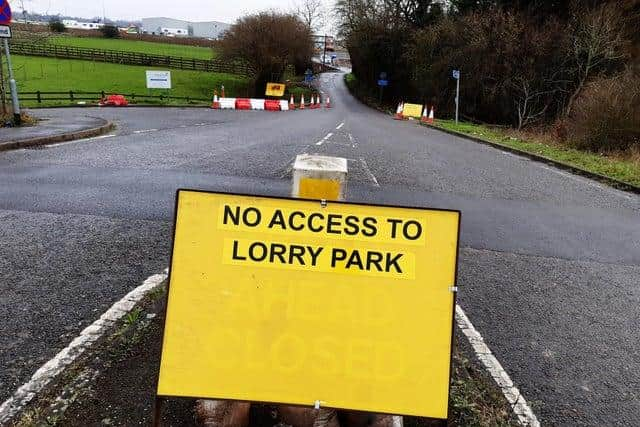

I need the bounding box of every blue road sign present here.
[377,79,389,87]
[304,69,314,82]
[0,0,11,25]
[452,69,460,80]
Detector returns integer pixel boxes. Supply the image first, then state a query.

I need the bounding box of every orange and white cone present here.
[289,94,296,110]
[428,106,435,124]
[394,102,405,120]
[315,95,321,109]
[310,95,316,109]
[325,96,331,108]
[300,94,305,110]
[420,105,428,123]
[211,91,220,109]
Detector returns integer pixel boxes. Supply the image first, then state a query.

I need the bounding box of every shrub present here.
[100,25,120,39]
[219,12,313,96]
[567,69,640,152]
[49,20,66,33]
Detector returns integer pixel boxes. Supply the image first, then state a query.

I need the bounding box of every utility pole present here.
[322,34,327,68]
[4,39,20,125]
[453,69,460,124]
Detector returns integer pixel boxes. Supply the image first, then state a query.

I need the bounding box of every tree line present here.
[337,0,639,152]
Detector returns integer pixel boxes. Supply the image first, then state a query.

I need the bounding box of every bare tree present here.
[565,3,628,115]
[294,0,326,32]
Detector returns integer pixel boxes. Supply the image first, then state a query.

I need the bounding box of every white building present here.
[62,20,105,30]
[142,17,230,39]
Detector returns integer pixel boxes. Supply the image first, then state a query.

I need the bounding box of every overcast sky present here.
[12,0,336,26]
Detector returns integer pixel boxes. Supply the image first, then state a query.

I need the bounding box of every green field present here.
[46,35,217,60]
[14,55,251,107]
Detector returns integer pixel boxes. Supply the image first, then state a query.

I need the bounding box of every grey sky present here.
[12,0,335,25]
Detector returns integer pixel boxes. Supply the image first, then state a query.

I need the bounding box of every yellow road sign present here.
[266,83,286,97]
[403,103,423,118]
[157,190,460,419]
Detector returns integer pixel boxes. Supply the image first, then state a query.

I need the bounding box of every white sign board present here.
[0,25,11,39]
[146,70,172,89]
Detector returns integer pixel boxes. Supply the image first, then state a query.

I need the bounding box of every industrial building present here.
[141,17,230,39]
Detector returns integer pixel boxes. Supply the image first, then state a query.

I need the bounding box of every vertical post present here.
[37,90,41,104]
[0,46,6,115]
[292,154,347,201]
[322,34,327,70]
[455,74,460,124]
[4,39,21,125]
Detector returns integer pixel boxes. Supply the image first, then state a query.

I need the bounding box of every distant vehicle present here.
[161,27,188,37]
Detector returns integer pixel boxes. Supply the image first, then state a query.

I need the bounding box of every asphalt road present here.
[0,72,638,425]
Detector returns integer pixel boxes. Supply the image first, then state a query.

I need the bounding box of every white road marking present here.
[359,158,380,187]
[315,132,334,146]
[348,133,357,148]
[133,128,158,134]
[456,304,540,427]
[44,134,116,148]
[0,271,168,425]
[336,122,345,130]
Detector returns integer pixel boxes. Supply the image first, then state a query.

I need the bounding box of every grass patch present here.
[45,35,217,60]
[13,55,252,107]
[432,120,640,187]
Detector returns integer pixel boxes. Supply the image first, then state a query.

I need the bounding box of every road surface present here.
[0,72,638,425]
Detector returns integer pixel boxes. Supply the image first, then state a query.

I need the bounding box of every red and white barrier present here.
[212,95,329,112]
[218,97,236,109]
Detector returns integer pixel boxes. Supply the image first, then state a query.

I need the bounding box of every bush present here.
[49,20,66,33]
[100,25,120,39]
[567,70,640,152]
[219,12,313,96]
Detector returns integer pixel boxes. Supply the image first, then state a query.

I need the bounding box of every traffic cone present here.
[211,90,220,109]
[325,96,331,108]
[315,95,321,109]
[300,94,305,110]
[420,105,428,123]
[394,102,405,120]
[428,106,435,124]
[310,95,316,109]
[289,94,296,110]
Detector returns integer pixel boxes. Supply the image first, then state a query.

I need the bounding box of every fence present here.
[9,40,254,76]
[21,91,211,105]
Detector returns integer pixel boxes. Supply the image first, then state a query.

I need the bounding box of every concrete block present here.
[292,154,348,201]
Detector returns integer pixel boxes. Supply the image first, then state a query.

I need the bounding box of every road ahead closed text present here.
[158,191,460,419]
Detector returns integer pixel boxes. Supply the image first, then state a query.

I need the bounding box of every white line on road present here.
[456,304,540,427]
[336,122,345,130]
[0,271,168,425]
[348,133,357,148]
[44,134,116,148]
[315,132,334,146]
[359,158,380,187]
[133,128,158,134]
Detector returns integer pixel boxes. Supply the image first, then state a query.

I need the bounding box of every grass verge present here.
[13,55,252,107]
[432,120,640,188]
[45,35,217,60]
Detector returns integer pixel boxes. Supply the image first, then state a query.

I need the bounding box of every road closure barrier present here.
[264,99,281,111]
[218,97,236,109]
[250,99,266,110]
[235,98,252,110]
